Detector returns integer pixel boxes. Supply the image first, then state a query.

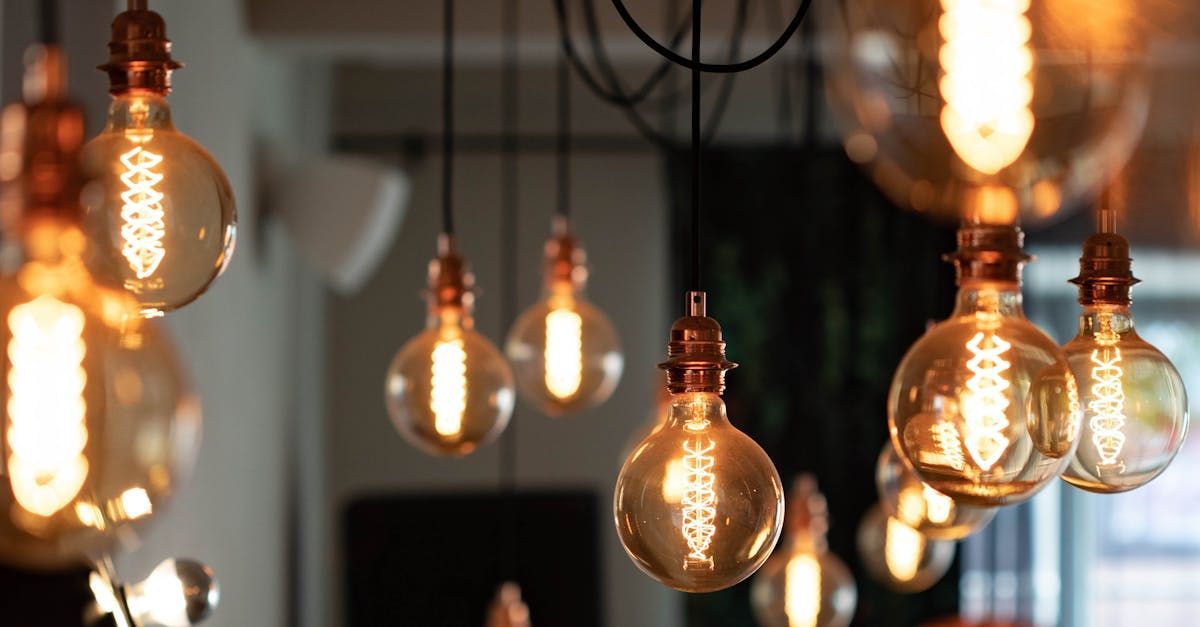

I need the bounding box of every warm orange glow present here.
[884,517,925,582]
[784,553,821,627]
[939,0,1035,174]
[962,329,1012,471]
[681,416,717,569]
[1088,327,1126,468]
[120,145,166,280]
[544,307,583,399]
[6,295,89,517]
[431,332,467,438]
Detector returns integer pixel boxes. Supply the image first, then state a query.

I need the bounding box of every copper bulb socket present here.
[943,223,1031,285]
[545,216,588,288]
[427,234,475,312]
[99,5,181,95]
[1070,231,1139,306]
[658,291,737,394]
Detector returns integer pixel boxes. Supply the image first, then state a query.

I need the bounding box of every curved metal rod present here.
[610,0,812,73]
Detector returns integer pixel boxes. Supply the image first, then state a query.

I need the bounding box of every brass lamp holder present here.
[787,474,830,548]
[943,223,1031,285]
[98,0,181,96]
[427,234,475,312]
[659,291,737,395]
[544,215,588,288]
[1070,215,1139,307]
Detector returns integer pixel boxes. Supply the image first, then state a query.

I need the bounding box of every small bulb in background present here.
[507,217,622,416]
[856,505,955,594]
[875,443,996,540]
[486,581,531,627]
[82,3,236,317]
[385,235,514,456]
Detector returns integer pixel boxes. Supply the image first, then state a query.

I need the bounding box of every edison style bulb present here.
[506,219,623,416]
[615,293,783,592]
[856,505,955,594]
[92,559,219,627]
[875,443,995,540]
[385,237,514,456]
[1060,231,1188,493]
[888,224,1080,506]
[82,6,236,317]
[752,476,857,627]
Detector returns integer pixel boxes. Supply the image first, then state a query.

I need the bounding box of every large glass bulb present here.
[82,93,236,318]
[385,237,514,456]
[752,476,857,627]
[875,443,996,540]
[616,392,784,592]
[856,505,955,594]
[888,225,1080,506]
[506,221,623,416]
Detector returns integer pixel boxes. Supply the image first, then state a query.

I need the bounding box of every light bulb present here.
[752,476,857,627]
[92,558,219,627]
[485,581,531,627]
[385,236,514,456]
[1059,231,1189,493]
[615,292,783,593]
[856,505,955,594]
[507,219,623,416]
[875,443,995,540]
[888,222,1081,506]
[81,6,236,317]
[0,46,198,569]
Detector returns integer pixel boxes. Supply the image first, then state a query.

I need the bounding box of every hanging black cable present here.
[611,0,812,73]
[689,0,701,292]
[556,52,571,219]
[441,0,456,236]
[38,0,60,45]
[499,0,520,585]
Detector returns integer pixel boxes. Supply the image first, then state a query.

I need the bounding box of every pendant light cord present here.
[441,0,456,237]
[556,52,571,219]
[38,0,60,45]
[689,0,701,293]
[499,0,520,584]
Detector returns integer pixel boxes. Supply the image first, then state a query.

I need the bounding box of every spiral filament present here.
[1088,331,1127,469]
[785,553,821,627]
[119,146,167,279]
[884,517,925,582]
[938,0,1035,174]
[962,331,1012,471]
[544,308,583,399]
[931,416,966,471]
[681,419,717,569]
[430,335,467,438]
[6,295,89,517]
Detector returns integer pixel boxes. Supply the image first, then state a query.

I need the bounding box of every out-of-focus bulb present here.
[507,219,623,416]
[856,505,955,594]
[92,559,219,627]
[752,476,857,627]
[889,222,1080,506]
[1060,231,1188,493]
[876,443,995,540]
[615,293,783,592]
[485,581,531,627]
[385,236,514,456]
[938,0,1035,175]
[83,6,236,317]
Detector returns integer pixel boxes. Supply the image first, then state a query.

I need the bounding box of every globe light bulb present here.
[485,581,531,627]
[91,558,219,627]
[385,235,514,456]
[888,220,1081,506]
[0,46,198,569]
[506,217,623,416]
[752,476,857,627]
[823,0,1149,224]
[81,4,236,318]
[615,292,783,593]
[856,505,955,594]
[875,443,996,540]
[1059,226,1189,493]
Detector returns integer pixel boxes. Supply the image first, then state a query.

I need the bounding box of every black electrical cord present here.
[689,0,701,292]
[556,52,571,218]
[441,0,456,236]
[611,0,812,73]
[499,0,520,585]
[38,0,60,45]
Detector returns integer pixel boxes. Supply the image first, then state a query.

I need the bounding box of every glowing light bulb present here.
[1060,231,1188,493]
[385,237,514,456]
[938,0,1035,174]
[0,46,197,569]
[615,293,783,593]
[486,582,531,627]
[856,505,955,593]
[94,559,219,627]
[82,6,236,317]
[889,223,1080,506]
[752,476,857,627]
[507,220,623,416]
[877,442,995,541]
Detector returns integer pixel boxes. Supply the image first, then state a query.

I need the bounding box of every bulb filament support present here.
[939,0,1035,174]
[785,553,821,627]
[431,336,467,439]
[544,307,583,399]
[6,295,89,517]
[119,145,166,280]
[681,418,717,570]
[961,330,1012,471]
[1088,330,1127,470]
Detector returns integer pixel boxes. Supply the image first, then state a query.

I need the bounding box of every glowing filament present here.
[544,308,583,399]
[119,146,166,279]
[884,517,925,582]
[681,419,716,569]
[933,420,966,471]
[939,0,1035,174]
[1088,332,1126,468]
[430,337,467,438]
[6,295,89,517]
[785,553,821,627]
[962,331,1012,471]
[923,486,956,525]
